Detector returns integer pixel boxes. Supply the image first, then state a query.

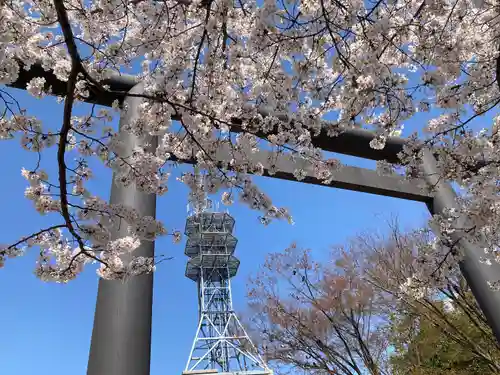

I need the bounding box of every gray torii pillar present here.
[422,149,500,341]
[87,82,157,375]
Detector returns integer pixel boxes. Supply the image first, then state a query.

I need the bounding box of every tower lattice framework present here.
[183,209,271,375]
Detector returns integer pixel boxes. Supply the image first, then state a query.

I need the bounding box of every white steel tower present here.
[182,206,271,375]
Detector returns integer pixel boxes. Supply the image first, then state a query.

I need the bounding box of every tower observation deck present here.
[182,207,272,375]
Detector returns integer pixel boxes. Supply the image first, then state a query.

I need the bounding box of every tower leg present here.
[87,82,157,375]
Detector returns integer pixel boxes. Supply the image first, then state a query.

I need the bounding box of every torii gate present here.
[7,64,500,375]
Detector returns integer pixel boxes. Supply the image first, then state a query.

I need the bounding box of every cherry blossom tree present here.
[0,0,500,282]
[247,243,392,375]
[246,221,500,375]
[341,220,500,372]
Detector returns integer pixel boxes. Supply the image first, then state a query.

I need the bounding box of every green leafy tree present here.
[390,305,498,374]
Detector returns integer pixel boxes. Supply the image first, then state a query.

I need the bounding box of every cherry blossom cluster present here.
[399,276,428,300]
[389,227,466,296]
[1,0,500,284]
[21,168,61,215]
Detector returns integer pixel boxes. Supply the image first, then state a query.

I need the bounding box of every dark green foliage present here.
[390,300,500,375]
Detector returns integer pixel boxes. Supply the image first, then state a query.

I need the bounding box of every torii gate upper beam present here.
[9,64,424,202]
[10,63,405,163]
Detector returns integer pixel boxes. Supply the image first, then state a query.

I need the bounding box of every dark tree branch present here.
[53,0,109,269]
[0,224,67,256]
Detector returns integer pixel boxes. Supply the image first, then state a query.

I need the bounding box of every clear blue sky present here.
[2,82,498,374]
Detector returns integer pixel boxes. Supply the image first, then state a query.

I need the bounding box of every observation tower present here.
[182,176,271,375]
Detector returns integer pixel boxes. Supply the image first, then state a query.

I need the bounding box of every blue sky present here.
[0,87,435,375]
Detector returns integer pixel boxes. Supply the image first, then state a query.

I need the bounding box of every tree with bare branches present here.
[247,243,392,375]
[352,222,500,373]
[247,221,500,375]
